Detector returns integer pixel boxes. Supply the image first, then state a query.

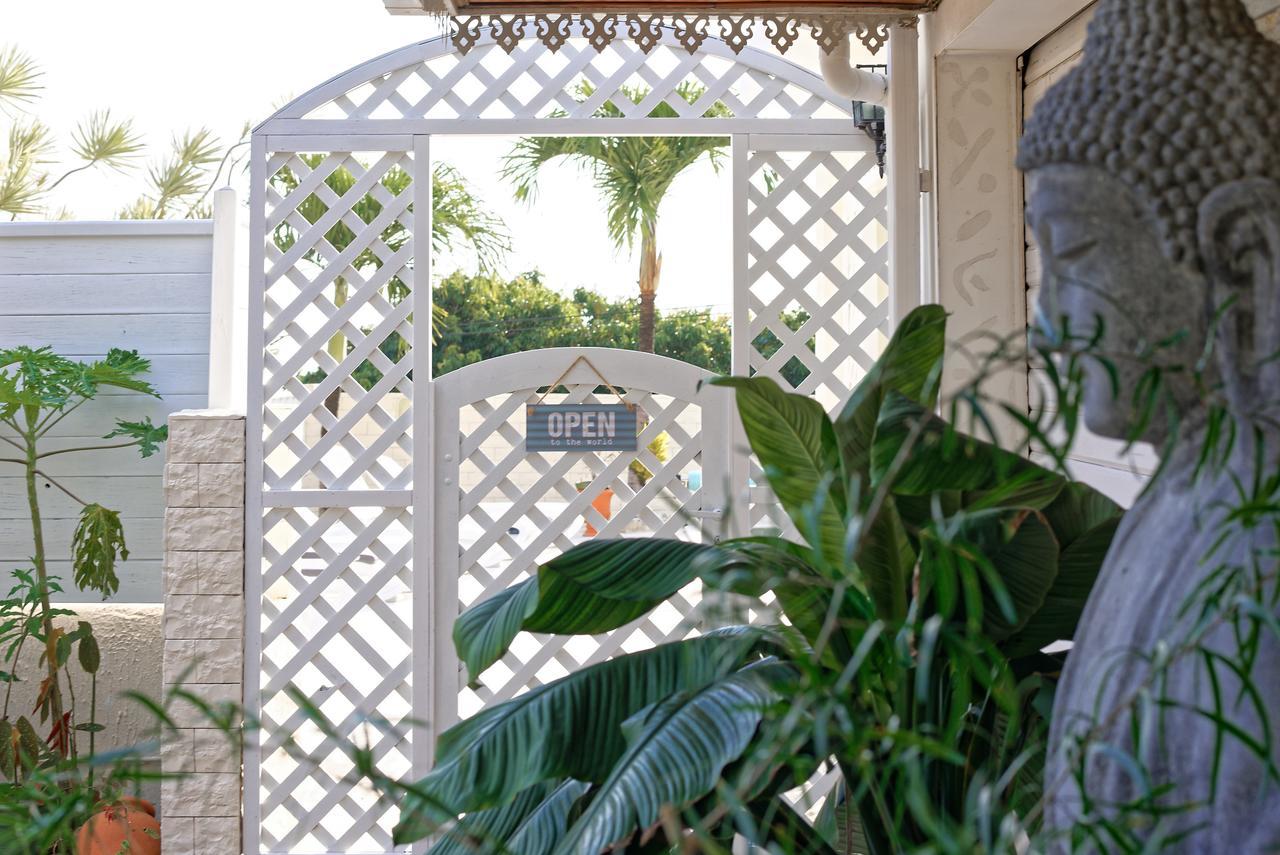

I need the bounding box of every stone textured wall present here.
[160,410,245,854]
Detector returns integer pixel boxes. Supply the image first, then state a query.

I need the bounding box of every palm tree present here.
[503,83,729,353]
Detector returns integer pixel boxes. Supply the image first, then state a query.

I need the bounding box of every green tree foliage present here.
[503,82,730,353]
[309,270,810,387]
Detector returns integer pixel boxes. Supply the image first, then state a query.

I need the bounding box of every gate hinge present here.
[919,169,933,193]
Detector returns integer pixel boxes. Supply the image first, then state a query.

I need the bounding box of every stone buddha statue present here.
[1019,0,1280,850]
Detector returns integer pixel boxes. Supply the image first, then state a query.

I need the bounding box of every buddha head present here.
[1019,0,1280,445]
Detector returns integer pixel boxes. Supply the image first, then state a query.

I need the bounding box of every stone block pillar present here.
[161,410,246,854]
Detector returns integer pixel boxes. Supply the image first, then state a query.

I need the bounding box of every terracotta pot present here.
[583,487,614,537]
[75,798,160,855]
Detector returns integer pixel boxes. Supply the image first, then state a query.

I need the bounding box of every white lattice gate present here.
[430,348,732,729]
[247,22,913,855]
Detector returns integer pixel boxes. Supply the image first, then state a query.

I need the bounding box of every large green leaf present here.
[454,540,732,679]
[712,376,848,566]
[835,305,947,481]
[1001,517,1119,658]
[506,780,592,855]
[1000,483,1122,658]
[871,393,1064,510]
[401,629,768,835]
[980,512,1060,642]
[554,663,790,855]
[713,538,875,664]
[420,780,590,854]
[852,496,916,623]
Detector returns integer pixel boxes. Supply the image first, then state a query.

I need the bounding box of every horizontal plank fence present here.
[0,217,227,602]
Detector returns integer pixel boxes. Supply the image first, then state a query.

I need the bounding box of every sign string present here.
[533,355,635,410]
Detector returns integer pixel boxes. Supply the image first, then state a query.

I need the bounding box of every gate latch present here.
[689,507,724,520]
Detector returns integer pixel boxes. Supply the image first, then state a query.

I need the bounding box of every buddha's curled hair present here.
[1017,0,1280,271]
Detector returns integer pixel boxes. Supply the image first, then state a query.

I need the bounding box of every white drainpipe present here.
[818,36,889,105]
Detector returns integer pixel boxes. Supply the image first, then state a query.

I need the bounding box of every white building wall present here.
[0,220,215,602]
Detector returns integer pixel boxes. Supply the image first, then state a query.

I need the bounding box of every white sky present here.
[5,0,739,311]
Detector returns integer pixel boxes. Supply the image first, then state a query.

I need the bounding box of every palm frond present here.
[0,46,42,111]
[70,111,144,171]
[502,81,729,252]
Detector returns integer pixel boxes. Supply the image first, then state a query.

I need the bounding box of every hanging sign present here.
[526,356,639,452]
[527,404,637,452]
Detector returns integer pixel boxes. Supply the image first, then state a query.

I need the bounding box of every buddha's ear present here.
[1197,178,1280,401]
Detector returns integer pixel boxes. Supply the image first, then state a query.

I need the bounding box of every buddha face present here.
[1026,165,1208,444]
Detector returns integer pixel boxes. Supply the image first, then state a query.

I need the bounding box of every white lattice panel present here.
[264,28,854,134]
[252,143,423,853]
[432,350,732,722]
[247,23,905,852]
[258,507,414,852]
[738,141,890,537]
[261,149,417,493]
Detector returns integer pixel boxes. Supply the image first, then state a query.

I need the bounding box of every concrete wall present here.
[0,220,216,603]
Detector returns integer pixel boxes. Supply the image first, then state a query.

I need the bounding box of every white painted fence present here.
[0,200,236,602]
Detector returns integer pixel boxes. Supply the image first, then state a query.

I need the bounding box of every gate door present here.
[430,348,733,729]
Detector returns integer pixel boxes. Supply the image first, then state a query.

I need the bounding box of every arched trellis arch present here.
[246,21,918,855]
[258,28,857,133]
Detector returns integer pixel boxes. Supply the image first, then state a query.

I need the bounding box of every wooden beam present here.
[388,1,939,13]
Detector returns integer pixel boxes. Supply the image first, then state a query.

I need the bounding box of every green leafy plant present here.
[380,305,1123,852]
[0,346,166,770]
[0,682,245,852]
[629,431,670,486]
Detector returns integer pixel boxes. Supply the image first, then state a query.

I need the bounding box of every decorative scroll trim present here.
[450,13,916,56]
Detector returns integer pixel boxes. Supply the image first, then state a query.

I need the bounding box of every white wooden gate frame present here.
[430,348,733,733]
[247,22,919,854]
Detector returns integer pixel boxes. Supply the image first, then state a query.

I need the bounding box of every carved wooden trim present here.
[449,12,921,55]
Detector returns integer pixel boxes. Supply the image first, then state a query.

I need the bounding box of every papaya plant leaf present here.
[14,715,42,771]
[104,418,168,458]
[0,719,14,779]
[77,624,100,675]
[71,504,126,598]
[712,376,848,566]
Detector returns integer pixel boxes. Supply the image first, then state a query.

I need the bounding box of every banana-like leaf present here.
[507,780,592,855]
[835,305,947,481]
[401,629,768,836]
[712,376,848,567]
[852,497,916,623]
[1001,517,1119,659]
[714,539,874,665]
[421,780,590,855]
[454,540,734,679]
[998,482,1122,657]
[554,663,792,855]
[871,393,1064,510]
[980,512,1060,641]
